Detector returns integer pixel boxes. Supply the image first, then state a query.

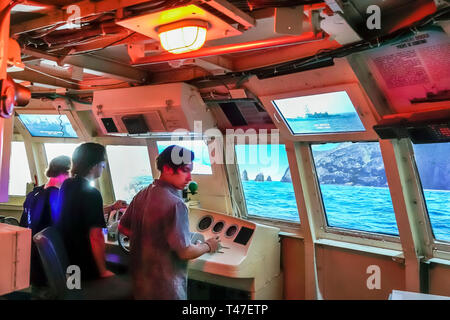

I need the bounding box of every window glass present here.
[9,142,31,196]
[235,144,300,223]
[18,114,78,138]
[156,140,212,175]
[272,91,365,134]
[44,143,79,163]
[412,142,450,242]
[311,142,398,236]
[106,145,153,203]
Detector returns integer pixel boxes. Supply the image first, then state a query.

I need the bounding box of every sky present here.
[235,144,290,181]
[157,140,212,175]
[106,145,153,201]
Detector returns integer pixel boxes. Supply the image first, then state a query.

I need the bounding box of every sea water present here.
[242,181,450,242]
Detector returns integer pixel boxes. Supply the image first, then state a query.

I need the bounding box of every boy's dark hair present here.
[157,145,194,172]
[71,142,106,177]
[46,155,71,178]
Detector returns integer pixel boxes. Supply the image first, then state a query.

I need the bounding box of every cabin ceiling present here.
[7,0,447,100]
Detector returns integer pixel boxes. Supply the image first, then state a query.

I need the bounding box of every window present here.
[18,114,78,138]
[9,142,31,196]
[44,143,79,163]
[311,142,398,236]
[235,144,299,223]
[156,140,212,175]
[412,142,450,242]
[272,91,365,135]
[106,145,153,203]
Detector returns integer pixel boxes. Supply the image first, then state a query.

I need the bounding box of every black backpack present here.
[20,185,52,235]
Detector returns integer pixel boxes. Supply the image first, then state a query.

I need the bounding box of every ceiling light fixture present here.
[157,19,208,54]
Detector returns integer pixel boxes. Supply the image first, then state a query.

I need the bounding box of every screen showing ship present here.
[18,114,78,138]
[272,91,366,134]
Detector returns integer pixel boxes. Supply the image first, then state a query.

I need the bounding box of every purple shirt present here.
[120,179,191,299]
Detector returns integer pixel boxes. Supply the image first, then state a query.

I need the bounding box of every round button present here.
[225,225,238,238]
[213,221,225,233]
[198,216,213,231]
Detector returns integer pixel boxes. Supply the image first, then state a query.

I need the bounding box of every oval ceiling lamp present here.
[157,19,208,54]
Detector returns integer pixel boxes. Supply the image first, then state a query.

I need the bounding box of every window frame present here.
[8,140,33,197]
[300,141,403,251]
[105,143,154,203]
[233,133,302,228]
[310,140,401,240]
[409,141,450,259]
[5,138,32,204]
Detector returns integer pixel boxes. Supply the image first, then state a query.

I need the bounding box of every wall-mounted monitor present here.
[260,83,379,142]
[17,114,78,138]
[272,91,366,134]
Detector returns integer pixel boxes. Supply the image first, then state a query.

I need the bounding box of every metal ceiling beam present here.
[11,0,156,35]
[184,56,233,75]
[22,47,149,83]
[133,32,324,66]
[9,70,80,90]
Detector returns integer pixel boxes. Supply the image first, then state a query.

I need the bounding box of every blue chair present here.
[33,227,131,299]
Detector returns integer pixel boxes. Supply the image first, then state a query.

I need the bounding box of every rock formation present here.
[242,169,249,181]
[255,173,264,182]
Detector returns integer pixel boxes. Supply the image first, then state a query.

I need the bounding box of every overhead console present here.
[188,208,282,299]
[373,108,450,143]
[91,82,215,136]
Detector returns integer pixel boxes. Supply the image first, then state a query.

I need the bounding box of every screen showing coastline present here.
[18,114,78,138]
[272,91,366,134]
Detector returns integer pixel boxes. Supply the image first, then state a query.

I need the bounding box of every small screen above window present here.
[18,114,78,138]
[272,91,366,135]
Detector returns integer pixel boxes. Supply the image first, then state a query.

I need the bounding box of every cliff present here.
[280,167,292,183]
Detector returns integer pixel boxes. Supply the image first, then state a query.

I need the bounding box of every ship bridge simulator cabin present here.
[0,0,449,300]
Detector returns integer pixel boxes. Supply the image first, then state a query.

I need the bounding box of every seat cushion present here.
[64,274,132,300]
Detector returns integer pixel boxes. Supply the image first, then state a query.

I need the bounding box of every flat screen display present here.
[272,91,366,134]
[233,227,254,246]
[18,114,78,138]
